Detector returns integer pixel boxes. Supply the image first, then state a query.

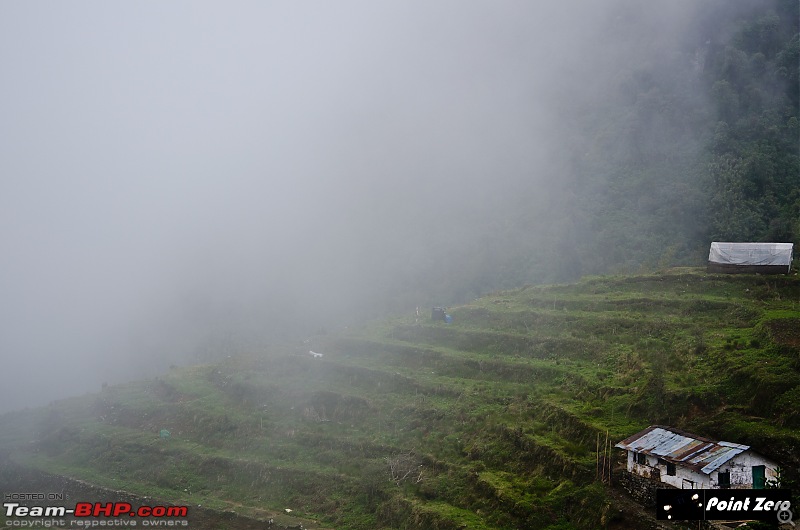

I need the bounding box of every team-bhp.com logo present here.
[4,502,189,526]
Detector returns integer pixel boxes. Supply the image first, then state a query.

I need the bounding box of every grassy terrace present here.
[1,268,798,529]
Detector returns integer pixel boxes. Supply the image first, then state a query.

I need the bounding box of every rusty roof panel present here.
[615,425,750,475]
[670,441,713,462]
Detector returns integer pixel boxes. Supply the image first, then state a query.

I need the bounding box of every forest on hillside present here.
[394,0,799,310]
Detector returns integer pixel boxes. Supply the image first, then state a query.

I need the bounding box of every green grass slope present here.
[1,268,799,529]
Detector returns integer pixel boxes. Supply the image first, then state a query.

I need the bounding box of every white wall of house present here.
[626,451,710,488]
[666,466,708,489]
[709,450,779,489]
[625,450,779,489]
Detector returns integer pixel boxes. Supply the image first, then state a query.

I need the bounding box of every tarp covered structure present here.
[707,242,793,274]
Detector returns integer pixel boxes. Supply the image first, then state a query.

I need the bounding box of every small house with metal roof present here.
[707,242,793,274]
[616,426,779,490]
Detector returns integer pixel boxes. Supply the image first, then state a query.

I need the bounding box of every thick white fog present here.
[0,1,705,412]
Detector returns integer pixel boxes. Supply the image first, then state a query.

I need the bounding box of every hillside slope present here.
[1,268,799,529]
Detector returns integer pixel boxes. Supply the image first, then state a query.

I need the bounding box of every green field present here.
[1,268,798,529]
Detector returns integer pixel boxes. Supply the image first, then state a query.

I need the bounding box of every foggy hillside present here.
[1,0,797,412]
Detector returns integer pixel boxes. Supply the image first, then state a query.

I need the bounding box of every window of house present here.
[718,470,731,488]
[636,452,647,465]
[666,462,676,476]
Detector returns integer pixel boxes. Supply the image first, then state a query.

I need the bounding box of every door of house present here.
[718,471,730,488]
[682,478,695,489]
[752,465,766,489]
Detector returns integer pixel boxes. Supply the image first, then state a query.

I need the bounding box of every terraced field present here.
[1,268,799,529]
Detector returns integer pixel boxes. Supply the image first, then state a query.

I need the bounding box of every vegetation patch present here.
[1,269,799,529]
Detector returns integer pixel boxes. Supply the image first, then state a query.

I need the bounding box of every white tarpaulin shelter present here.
[708,242,793,274]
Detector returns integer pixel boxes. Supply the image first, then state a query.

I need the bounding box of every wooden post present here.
[596,432,600,482]
[603,430,609,483]
[606,430,612,485]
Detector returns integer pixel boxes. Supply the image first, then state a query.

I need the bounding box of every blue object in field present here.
[444,314,452,324]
